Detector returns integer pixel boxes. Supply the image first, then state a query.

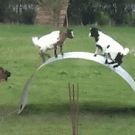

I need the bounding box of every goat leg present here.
[113,60,122,68]
[60,45,64,56]
[94,50,97,57]
[113,53,123,68]
[94,45,102,57]
[45,53,51,58]
[54,45,57,58]
[108,61,116,64]
[113,64,119,68]
[105,59,108,64]
[39,50,45,62]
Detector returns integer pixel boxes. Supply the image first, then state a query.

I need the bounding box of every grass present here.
[0,24,135,135]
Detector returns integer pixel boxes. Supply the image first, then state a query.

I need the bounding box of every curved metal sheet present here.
[18,52,135,114]
[18,74,34,114]
[37,52,135,92]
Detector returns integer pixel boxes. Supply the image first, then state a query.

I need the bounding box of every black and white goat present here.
[32,29,74,62]
[89,27,129,68]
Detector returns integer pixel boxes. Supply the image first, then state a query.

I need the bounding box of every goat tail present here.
[123,48,129,55]
[32,37,39,46]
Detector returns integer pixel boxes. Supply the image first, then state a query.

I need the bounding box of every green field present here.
[0,24,135,135]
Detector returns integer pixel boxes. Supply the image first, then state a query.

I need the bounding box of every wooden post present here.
[68,83,79,135]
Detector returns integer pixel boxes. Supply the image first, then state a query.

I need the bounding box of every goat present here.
[32,29,74,62]
[89,27,129,68]
[0,67,11,82]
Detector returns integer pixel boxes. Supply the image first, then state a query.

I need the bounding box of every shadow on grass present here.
[1,101,135,117]
[19,101,135,116]
[80,102,135,115]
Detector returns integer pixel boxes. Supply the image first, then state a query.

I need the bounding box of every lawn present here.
[0,24,135,135]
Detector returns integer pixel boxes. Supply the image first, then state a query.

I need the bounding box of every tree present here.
[98,0,135,25]
[68,0,101,25]
[5,0,38,24]
[0,0,10,22]
[39,0,69,29]
[20,0,38,24]
[68,0,135,25]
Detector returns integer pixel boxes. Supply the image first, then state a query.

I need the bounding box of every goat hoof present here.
[105,60,108,64]
[55,55,57,58]
[113,65,118,68]
[94,54,97,57]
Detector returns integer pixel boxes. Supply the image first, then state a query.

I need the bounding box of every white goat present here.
[32,31,60,52]
[32,29,74,62]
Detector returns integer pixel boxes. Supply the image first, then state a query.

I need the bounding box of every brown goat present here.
[0,67,11,83]
[32,29,74,62]
[54,29,74,58]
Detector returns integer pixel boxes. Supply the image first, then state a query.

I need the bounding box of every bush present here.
[20,9,37,25]
[5,8,19,23]
[97,12,110,26]
[121,14,135,27]
[5,8,37,24]
[129,14,135,27]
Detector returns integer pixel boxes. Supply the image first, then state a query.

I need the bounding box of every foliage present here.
[68,0,100,25]
[1,0,135,26]
[98,0,135,25]
[68,0,135,26]
[131,14,135,26]
[97,12,110,26]
[0,0,38,24]
[20,9,37,24]
[0,0,10,22]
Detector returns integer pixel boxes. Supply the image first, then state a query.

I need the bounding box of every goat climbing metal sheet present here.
[37,52,135,92]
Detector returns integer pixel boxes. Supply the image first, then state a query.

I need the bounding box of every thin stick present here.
[76,83,79,135]
[72,84,75,135]
[68,83,71,105]
[69,83,79,135]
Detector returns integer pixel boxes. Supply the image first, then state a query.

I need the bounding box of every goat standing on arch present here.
[89,27,129,68]
[32,28,74,62]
